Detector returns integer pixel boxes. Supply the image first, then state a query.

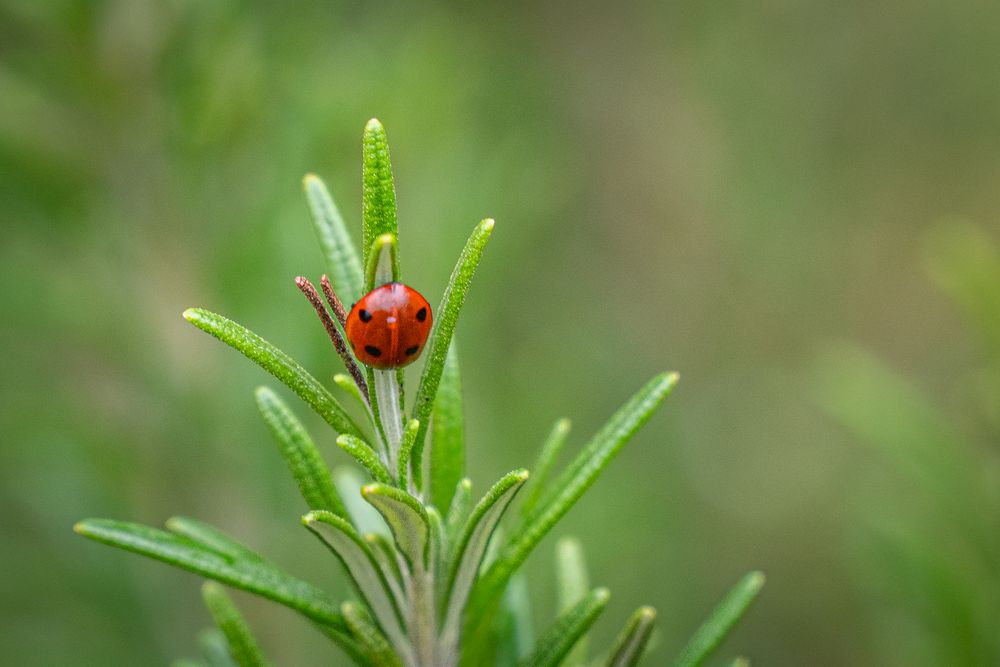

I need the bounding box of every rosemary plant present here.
[75,119,763,667]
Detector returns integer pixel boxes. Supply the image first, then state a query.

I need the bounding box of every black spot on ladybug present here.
[405,345,419,356]
[416,307,427,322]
[359,309,372,322]
[364,345,382,357]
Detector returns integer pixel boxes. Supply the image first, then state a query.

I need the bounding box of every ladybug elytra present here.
[345,282,432,369]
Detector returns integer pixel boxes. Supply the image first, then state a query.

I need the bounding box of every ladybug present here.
[345,282,433,369]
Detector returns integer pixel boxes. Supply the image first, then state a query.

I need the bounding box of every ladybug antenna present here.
[319,275,349,327]
[295,276,368,401]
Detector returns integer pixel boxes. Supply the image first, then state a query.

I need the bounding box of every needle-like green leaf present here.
[341,601,403,667]
[302,511,410,662]
[604,607,657,667]
[183,308,364,439]
[441,469,529,656]
[362,118,400,275]
[255,386,346,516]
[337,434,393,485]
[74,519,345,630]
[674,571,765,667]
[303,173,364,305]
[519,588,610,667]
[470,373,678,623]
[201,582,270,667]
[365,233,400,292]
[333,373,370,414]
[333,466,388,537]
[445,478,473,550]
[397,418,421,489]
[361,483,430,570]
[520,418,571,518]
[497,573,535,665]
[430,342,464,513]
[411,219,495,490]
[556,537,590,666]
[165,517,264,563]
[199,628,237,667]
[364,533,407,615]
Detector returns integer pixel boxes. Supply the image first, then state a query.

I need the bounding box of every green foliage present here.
[604,607,657,667]
[674,572,765,667]
[201,582,271,667]
[519,588,609,667]
[817,221,1000,666]
[75,120,761,666]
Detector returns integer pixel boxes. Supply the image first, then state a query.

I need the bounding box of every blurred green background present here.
[3,1,1000,664]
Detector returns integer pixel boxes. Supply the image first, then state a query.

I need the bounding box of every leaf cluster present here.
[76,120,762,666]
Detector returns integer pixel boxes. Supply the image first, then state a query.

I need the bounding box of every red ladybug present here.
[345,283,433,369]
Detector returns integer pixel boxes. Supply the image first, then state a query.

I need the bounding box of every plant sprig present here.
[76,119,761,667]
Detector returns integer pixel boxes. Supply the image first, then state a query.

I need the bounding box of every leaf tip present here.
[301,511,320,526]
[595,587,611,603]
[303,172,320,188]
[72,520,87,535]
[375,232,396,247]
[638,605,657,620]
[480,218,495,233]
[201,580,222,596]
[365,117,384,133]
[182,308,201,323]
[748,570,766,588]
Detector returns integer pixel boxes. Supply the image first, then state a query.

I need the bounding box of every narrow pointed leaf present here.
[472,373,678,619]
[303,174,364,305]
[183,308,364,439]
[199,628,237,667]
[165,517,264,563]
[362,118,399,274]
[302,511,409,659]
[74,519,345,629]
[333,466,388,537]
[397,419,420,489]
[365,233,400,292]
[445,478,473,551]
[201,581,270,667]
[255,386,346,516]
[333,373,369,413]
[411,219,495,489]
[365,533,407,611]
[427,505,448,608]
[498,573,535,665]
[361,483,430,569]
[311,622,369,665]
[604,607,657,667]
[430,342,464,513]
[556,537,590,666]
[441,469,529,650]
[521,418,571,518]
[674,571,765,667]
[519,588,610,667]
[337,434,392,485]
[341,601,402,667]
